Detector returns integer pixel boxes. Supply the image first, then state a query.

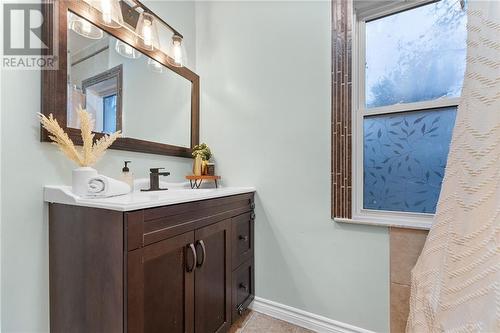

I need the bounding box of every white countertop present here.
[44,185,256,212]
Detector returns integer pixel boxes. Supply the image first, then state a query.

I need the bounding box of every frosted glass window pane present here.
[365,0,467,108]
[363,107,456,213]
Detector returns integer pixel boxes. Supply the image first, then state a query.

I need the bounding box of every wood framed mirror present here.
[41,0,199,158]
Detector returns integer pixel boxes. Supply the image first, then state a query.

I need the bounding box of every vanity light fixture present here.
[135,12,160,51]
[77,0,188,66]
[115,40,142,59]
[98,0,124,28]
[130,1,187,67]
[68,12,103,40]
[147,58,165,73]
[167,34,186,67]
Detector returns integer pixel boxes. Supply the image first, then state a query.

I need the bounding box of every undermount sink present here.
[132,188,216,197]
[133,179,191,192]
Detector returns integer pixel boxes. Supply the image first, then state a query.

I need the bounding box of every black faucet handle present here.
[150,167,165,173]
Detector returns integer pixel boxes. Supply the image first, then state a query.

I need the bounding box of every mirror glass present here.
[66,12,192,147]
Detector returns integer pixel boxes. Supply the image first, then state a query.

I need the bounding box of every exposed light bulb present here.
[143,20,152,47]
[115,39,141,59]
[101,0,112,24]
[124,44,133,55]
[173,40,182,64]
[82,20,92,34]
[68,10,103,39]
[135,12,159,51]
[98,0,124,28]
[167,35,185,67]
[147,58,165,73]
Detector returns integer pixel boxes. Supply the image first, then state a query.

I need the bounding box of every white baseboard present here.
[249,297,375,333]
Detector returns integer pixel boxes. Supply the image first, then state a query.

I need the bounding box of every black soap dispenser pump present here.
[120,161,134,192]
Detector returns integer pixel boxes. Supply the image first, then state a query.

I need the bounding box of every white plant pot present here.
[72,167,98,197]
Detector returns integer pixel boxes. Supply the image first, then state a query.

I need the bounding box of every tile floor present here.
[229,310,314,333]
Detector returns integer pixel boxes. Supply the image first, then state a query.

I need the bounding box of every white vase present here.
[72,167,98,197]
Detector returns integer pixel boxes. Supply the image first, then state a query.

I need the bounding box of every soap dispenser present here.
[121,161,134,192]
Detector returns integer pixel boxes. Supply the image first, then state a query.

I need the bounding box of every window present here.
[363,107,456,214]
[354,0,467,227]
[103,94,117,134]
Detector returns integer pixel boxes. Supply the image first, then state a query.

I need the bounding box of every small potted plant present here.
[192,143,212,176]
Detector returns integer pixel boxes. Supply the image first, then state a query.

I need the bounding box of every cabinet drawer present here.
[231,212,254,268]
[126,193,254,250]
[231,258,254,322]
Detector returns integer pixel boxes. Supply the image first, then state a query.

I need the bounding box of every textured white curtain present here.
[407,1,500,332]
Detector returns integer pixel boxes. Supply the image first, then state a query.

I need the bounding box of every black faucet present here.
[141,168,170,192]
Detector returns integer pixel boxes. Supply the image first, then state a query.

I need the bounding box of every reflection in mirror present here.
[67,12,192,147]
[81,65,122,133]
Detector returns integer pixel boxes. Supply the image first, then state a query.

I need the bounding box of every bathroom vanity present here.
[44,187,255,333]
[40,1,255,330]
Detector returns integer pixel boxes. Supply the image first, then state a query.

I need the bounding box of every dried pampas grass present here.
[38,107,121,167]
[38,113,83,165]
[77,108,95,166]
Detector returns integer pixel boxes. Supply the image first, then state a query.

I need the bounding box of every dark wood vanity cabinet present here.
[193,220,232,333]
[127,231,196,333]
[48,192,255,333]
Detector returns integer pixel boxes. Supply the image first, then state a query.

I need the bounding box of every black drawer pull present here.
[239,283,249,291]
[250,202,255,209]
[250,213,256,220]
[239,235,249,241]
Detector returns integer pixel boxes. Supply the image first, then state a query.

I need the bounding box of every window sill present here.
[333,216,431,230]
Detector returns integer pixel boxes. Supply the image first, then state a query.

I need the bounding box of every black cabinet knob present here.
[250,202,255,209]
[239,235,249,241]
[250,213,255,220]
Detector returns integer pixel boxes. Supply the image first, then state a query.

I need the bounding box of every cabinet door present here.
[194,220,231,333]
[127,231,196,333]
